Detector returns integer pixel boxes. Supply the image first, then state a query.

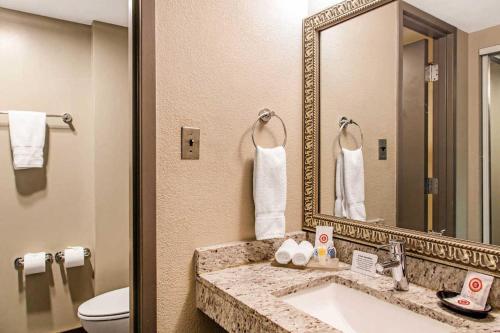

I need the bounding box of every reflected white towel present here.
[335,149,366,221]
[8,111,46,170]
[342,148,366,221]
[334,154,346,218]
[292,241,314,266]
[253,146,286,240]
[275,238,298,264]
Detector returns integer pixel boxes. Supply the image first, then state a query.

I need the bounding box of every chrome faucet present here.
[376,240,409,291]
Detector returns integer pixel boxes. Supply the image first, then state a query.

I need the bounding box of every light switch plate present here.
[181,127,200,160]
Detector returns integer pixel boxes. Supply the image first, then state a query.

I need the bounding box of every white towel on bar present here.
[342,148,366,221]
[8,111,46,170]
[253,146,286,240]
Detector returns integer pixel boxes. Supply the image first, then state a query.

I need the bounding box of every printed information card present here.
[351,250,378,277]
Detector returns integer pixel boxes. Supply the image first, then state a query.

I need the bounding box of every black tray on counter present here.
[436,290,492,318]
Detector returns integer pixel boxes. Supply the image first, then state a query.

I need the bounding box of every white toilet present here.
[78,287,129,333]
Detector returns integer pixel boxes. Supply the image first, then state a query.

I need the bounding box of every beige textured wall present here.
[467,24,500,242]
[0,9,129,332]
[92,21,130,294]
[318,2,399,225]
[155,0,307,331]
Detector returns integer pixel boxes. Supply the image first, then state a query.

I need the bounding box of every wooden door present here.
[398,40,428,231]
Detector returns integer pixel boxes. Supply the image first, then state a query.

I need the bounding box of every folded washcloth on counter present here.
[274,238,299,264]
[292,241,314,266]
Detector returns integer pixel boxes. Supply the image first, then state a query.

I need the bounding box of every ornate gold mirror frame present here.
[302,0,500,277]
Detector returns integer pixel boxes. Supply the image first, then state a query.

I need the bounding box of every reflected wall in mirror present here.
[317,0,500,246]
[319,1,399,225]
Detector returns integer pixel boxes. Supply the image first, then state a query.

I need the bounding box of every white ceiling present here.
[2,1,498,33]
[0,0,129,27]
[405,0,500,33]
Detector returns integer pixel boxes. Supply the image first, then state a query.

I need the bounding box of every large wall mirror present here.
[303,0,500,276]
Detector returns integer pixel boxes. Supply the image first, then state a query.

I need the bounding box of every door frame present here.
[480,45,500,244]
[398,1,457,236]
[131,0,156,331]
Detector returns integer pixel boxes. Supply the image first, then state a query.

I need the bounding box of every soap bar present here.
[315,226,333,249]
[446,295,485,311]
[460,271,494,309]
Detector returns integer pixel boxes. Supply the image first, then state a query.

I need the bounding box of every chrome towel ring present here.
[338,116,363,150]
[252,108,287,148]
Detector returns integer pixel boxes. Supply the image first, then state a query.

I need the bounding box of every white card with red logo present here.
[315,226,333,249]
[458,271,494,309]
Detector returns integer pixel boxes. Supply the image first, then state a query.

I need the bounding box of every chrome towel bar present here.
[0,111,73,124]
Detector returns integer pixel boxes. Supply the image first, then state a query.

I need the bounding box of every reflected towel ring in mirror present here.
[251,108,287,148]
[338,116,363,150]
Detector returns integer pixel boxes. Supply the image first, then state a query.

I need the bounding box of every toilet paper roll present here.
[64,246,85,268]
[24,252,46,275]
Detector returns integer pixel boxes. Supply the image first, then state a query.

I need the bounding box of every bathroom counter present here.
[195,233,499,333]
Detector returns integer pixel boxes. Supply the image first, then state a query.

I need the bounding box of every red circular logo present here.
[458,299,470,306]
[469,278,483,292]
[319,234,328,243]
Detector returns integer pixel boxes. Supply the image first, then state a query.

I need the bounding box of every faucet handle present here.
[375,259,400,273]
[376,239,405,253]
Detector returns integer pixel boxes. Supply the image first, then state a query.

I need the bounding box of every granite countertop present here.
[195,233,500,333]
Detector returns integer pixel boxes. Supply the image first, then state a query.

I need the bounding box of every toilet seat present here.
[78,287,129,322]
[78,312,129,321]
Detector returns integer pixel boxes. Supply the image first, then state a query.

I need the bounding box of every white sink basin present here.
[281,283,454,333]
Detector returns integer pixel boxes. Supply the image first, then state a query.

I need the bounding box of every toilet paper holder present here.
[14,253,53,269]
[55,248,91,264]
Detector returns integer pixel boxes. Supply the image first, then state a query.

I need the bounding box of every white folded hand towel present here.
[292,240,314,266]
[253,146,287,240]
[342,148,366,221]
[275,238,299,264]
[8,111,46,170]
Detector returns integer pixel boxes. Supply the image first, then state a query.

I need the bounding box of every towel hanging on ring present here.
[335,116,366,221]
